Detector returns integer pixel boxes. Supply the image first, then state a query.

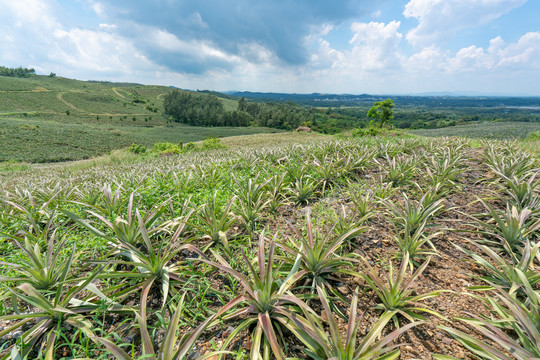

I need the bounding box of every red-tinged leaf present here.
[258,231,266,281]
[215,295,250,318]
[265,236,276,285]
[198,259,256,298]
[176,311,217,359]
[439,325,512,360]
[345,289,359,345]
[140,278,155,324]
[317,285,342,352]
[134,312,155,357]
[258,312,285,360]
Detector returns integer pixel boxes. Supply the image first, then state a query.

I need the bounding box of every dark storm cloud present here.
[96,0,373,72]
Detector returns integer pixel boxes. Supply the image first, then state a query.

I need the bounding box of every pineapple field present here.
[0,133,538,359]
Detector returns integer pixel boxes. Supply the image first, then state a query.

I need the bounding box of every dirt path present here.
[112,87,126,99]
[56,92,81,111]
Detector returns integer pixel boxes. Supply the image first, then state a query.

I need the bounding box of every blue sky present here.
[1,0,539,95]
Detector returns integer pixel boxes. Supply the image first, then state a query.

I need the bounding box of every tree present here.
[367,99,395,128]
[237,96,247,112]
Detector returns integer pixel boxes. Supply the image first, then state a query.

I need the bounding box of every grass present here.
[410,121,540,140]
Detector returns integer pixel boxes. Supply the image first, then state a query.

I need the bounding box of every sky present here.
[1,0,539,95]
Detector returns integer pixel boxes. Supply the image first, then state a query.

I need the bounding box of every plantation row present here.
[0,135,538,359]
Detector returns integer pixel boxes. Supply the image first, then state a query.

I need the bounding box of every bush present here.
[127,143,147,154]
[526,131,540,141]
[152,142,181,154]
[351,126,384,137]
[201,137,227,150]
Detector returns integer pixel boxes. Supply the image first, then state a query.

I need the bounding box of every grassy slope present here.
[0,75,283,163]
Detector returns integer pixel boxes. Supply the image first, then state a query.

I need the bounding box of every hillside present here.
[0,75,282,163]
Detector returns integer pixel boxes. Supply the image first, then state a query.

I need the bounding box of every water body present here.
[506,106,540,110]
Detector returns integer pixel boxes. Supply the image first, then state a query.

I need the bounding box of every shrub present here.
[184,142,196,151]
[201,136,227,150]
[351,126,383,137]
[526,130,540,141]
[152,142,181,154]
[127,143,147,154]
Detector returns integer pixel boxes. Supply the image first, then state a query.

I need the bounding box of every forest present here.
[0,66,36,78]
[164,90,359,133]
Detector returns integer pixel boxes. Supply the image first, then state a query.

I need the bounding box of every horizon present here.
[1,0,539,96]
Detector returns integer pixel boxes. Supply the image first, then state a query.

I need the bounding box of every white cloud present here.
[404,0,527,47]
[99,23,117,30]
[1,0,58,30]
[348,21,403,71]
[310,39,345,70]
[444,32,540,72]
[51,28,151,73]
[0,0,156,78]
[405,46,448,72]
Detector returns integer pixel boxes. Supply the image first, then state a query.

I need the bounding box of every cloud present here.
[404,0,527,47]
[92,0,374,71]
[0,0,156,79]
[51,28,152,74]
[446,32,540,72]
[348,21,403,71]
[405,46,448,72]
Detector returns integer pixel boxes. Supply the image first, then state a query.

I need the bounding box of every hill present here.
[0,75,281,162]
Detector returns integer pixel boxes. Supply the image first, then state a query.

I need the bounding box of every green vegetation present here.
[164,89,359,132]
[410,121,540,140]
[235,91,540,130]
[1,133,537,359]
[0,66,35,78]
[367,98,395,128]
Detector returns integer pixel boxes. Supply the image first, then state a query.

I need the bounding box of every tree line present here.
[163,89,359,132]
[0,66,36,78]
[164,89,538,133]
